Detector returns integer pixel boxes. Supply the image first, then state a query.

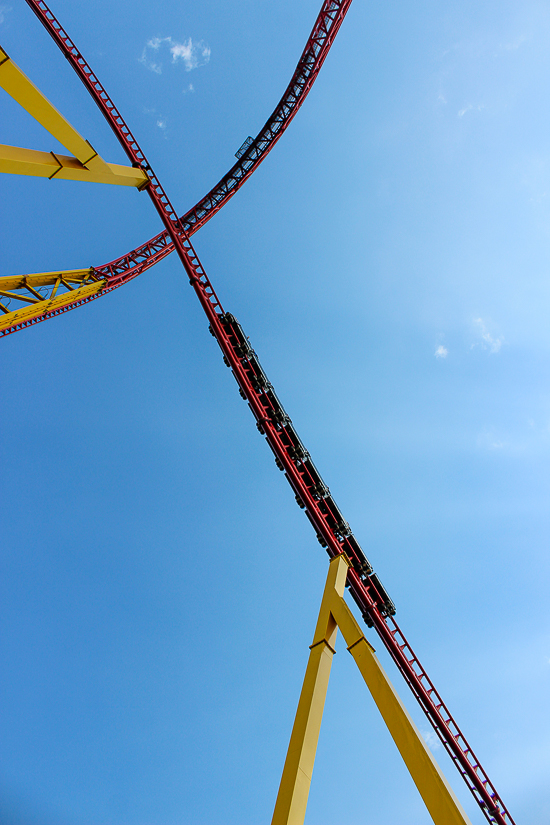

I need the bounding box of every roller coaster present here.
[1,2,517,823]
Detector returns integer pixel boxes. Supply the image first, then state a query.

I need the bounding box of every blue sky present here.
[1,0,549,823]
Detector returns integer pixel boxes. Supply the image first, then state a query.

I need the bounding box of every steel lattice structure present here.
[0,0,353,335]
[1,2,516,823]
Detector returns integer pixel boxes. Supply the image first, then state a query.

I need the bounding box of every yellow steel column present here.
[0,44,110,171]
[331,596,473,825]
[271,552,473,825]
[270,554,348,825]
[0,46,148,187]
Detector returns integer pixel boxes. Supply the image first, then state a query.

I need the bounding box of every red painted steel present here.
[219,313,512,825]
[1,0,353,337]
[21,3,516,823]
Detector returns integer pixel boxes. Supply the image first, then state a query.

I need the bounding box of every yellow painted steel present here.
[0,145,147,186]
[272,554,473,825]
[0,278,105,331]
[271,553,347,825]
[0,46,147,187]
[0,268,93,291]
[0,44,106,167]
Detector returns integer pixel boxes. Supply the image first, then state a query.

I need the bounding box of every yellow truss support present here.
[271,554,473,825]
[0,268,94,291]
[0,268,105,331]
[0,45,148,187]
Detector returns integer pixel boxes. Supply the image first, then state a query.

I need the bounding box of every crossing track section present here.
[17,3,516,823]
[1,0,354,337]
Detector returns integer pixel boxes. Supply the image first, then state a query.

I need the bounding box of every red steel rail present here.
[2,0,353,336]
[23,2,515,823]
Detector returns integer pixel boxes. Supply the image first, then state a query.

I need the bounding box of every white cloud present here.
[140,36,210,74]
[421,729,442,751]
[473,318,503,353]
[141,107,168,135]
[476,431,505,450]
[500,34,527,51]
[170,39,211,71]
[435,345,448,359]
[0,5,11,24]
[458,103,485,118]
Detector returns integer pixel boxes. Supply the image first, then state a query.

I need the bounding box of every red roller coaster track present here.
[1,0,354,336]
[13,2,515,822]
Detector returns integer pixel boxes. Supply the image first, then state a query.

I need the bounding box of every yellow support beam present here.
[272,554,473,825]
[0,45,108,171]
[0,45,148,187]
[271,553,347,825]
[0,145,148,186]
[0,268,93,291]
[0,276,105,331]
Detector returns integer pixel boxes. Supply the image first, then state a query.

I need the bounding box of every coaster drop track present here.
[7,2,515,823]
